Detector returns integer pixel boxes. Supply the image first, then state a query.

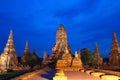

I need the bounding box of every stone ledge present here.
[101,75,120,80]
[57,67,83,71]
[53,76,67,80]
[98,69,120,77]
[80,69,85,72]
[85,70,94,74]
[91,72,105,78]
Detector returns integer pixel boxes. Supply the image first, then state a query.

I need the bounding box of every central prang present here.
[44,24,83,71]
[50,24,71,60]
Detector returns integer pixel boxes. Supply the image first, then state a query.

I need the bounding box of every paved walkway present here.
[65,71,101,80]
[29,69,101,80]
[29,69,55,80]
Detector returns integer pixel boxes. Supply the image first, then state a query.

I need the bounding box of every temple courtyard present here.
[0,25,120,80]
[29,68,101,80]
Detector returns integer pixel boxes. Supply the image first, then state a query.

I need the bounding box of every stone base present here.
[85,70,94,74]
[80,69,85,72]
[101,75,120,80]
[57,67,83,71]
[53,76,67,80]
[91,72,105,78]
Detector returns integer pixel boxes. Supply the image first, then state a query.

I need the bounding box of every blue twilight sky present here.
[0,0,120,58]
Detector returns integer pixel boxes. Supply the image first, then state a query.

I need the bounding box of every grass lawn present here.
[0,70,27,80]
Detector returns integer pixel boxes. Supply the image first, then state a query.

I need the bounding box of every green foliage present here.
[0,70,28,79]
[24,53,41,67]
[80,48,94,65]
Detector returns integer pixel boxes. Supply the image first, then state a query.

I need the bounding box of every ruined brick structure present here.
[45,24,83,70]
[21,40,30,63]
[0,30,18,70]
[93,43,103,66]
[109,32,120,66]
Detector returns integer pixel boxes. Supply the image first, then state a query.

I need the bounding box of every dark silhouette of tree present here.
[80,48,94,65]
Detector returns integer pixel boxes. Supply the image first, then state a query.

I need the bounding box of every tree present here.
[80,48,94,65]
[24,52,41,67]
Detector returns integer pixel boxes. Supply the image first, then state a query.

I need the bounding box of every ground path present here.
[29,68,101,80]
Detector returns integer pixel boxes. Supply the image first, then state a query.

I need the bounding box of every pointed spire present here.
[9,29,13,39]
[4,29,15,53]
[112,32,119,47]
[23,40,29,54]
[1,29,18,68]
[109,32,120,66]
[94,42,100,56]
[43,51,47,59]
[7,29,13,46]
[113,32,117,41]
[25,40,28,49]
[21,40,30,63]
[58,24,65,30]
[41,51,47,66]
[95,42,98,50]
[93,42,103,66]
[56,24,67,44]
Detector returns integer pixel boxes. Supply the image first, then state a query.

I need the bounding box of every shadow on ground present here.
[40,69,55,80]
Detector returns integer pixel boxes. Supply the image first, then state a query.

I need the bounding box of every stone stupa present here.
[0,30,18,70]
[93,43,103,67]
[53,24,83,71]
[109,32,120,66]
[21,40,30,64]
[72,51,83,70]
[53,69,67,80]
[41,51,48,66]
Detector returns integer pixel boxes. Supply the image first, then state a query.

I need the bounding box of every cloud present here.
[0,0,120,57]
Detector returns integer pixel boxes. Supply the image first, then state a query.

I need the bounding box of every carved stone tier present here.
[56,51,83,71]
[53,69,67,80]
[109,32,120,66]
[93,43,103,66]
[46,24,71,64]
[0,30,18,70]
[21,40,30,63]
[45,24,84,70]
